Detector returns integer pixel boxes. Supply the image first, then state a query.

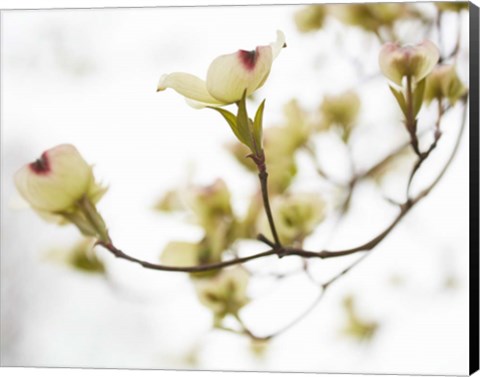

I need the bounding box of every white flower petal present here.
[157,72,225,106]
[157,31,285,107]
[161,241,199,267]
[185,98,224,109]
[270,30,286,59]
[379,42,405,85]
[206,45,273,103]
[412,40,440,82]
[379,40,439,85]
[14,144,93,212]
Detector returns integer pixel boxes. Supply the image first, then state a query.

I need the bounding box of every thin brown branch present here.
[97,96,467,278]
[322,253,371,290]
[231,96,468,341]
[232,287,326,341]
[96,96,467,346]
[300,95,468,260]
[98,241,277,273]
[406,99,444,197]
[303,143,347,187]
[234,252,372,341]
[418,95,468,195]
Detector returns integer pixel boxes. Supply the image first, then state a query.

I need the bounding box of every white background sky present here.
[0,0,475,376]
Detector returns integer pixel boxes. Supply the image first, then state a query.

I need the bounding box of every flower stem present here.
[405,75,421,156]
[78,196,110,244]
[250,150,281,248]
[405,98,444,198]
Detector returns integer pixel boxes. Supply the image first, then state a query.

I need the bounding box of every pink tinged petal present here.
[379,40,439,85]
[206,45,273,103]
[379,42,405,85]
[157,31,285,106]
[29,152,50,174]
[157,72,225,106]
[410,40,440,82]
[205,31,285,103]
[14,144,93,212]
[238,49,259,71]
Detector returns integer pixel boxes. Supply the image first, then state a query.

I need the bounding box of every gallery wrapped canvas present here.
[1,1,478,375]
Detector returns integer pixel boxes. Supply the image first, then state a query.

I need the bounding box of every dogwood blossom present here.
[157,31,286,107]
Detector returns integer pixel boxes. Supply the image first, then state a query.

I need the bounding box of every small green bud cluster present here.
[424,64,467,106]
[294,5,327,33]
[319,91,361,142]
[194,267,250,322]
[259,193,326,245]
[341,295,378,342]
[379,40,440,152]
[435,2,469,12]
[295,3,422,37]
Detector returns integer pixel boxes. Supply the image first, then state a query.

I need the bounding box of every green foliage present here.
[253,99,266,152]
[424,65,467,106]
[319,91,361,142]
[154,189,185,212]
[210,92,264,156]
[435,2,469,12]
[413,78,426,117]
[46,238,105,274]
[208,106,249,147]
[70,247,105,273]
[330,3,416,35]
[341,295,378,342]
[193,267,250,320]
[259,193,326,245]
[294,5,327,33]
[389,86,408,117]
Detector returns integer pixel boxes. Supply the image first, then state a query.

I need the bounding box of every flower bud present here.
[259,193,326,245]
[188,179,233,226]
[187,179,238,260]
[320,91,361,141]
[330,4,410,34]
[154,189,185,212]
[260,127,299,195]
[158,31,286,107]
[294,5,326,33]
[161,241,200,267]
[46,238,105,274]
[424,64,467,105]
[341,295,378,341]
[193,267,249,318]
[379,40,439,85]
[282,99,313,147]
[14,144,106,214]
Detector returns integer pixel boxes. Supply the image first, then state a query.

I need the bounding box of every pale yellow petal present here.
[379,40,439,85]
[270,30,286,59]
[379,43,405,85]
[206,46,273,103]
[411,40,440,82]
[157,72,225,106]
[14,144,93,212]
[161,241,199,267]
